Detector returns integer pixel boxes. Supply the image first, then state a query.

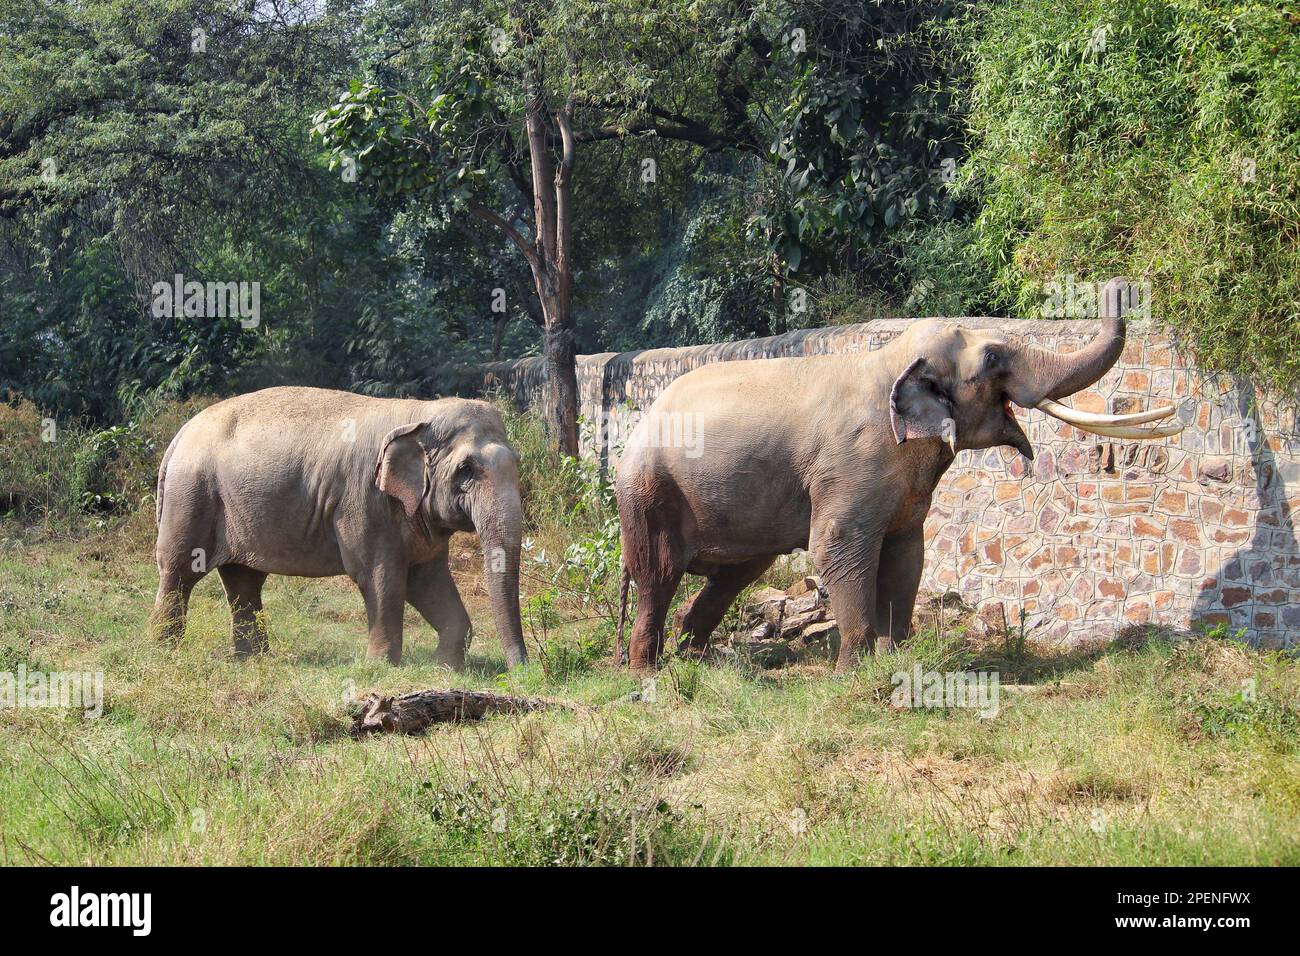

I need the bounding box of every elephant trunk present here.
[1008,316,1126,407]
[470,477,528,669]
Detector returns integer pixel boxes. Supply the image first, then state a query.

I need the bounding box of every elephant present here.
[614,315,1182,673]
[149,386,527,669]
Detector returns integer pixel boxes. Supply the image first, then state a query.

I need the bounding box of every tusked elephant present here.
[150,387,527,669]
[615,315,1182,673]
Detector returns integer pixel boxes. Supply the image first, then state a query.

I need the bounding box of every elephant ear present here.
[375,422,430,519]
[889,357,955,445]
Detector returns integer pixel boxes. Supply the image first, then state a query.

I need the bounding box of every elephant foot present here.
[433,647,467,672]
[673,637,710,662]
[233,638,269,659]
[834,641,862,674]
[151,619,184,647]
[366,639,403,665]
[149,602,186,646]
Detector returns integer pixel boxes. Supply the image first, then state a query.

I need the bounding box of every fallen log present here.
[350,688,559,737]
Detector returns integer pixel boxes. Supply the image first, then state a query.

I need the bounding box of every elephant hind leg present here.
[674,556,776,657]
[407,558,471,671]
[628,572,682,673]
[218,564,270,657]
[620,488,691,673]
[151,486,220,646]
[149,564,206,645]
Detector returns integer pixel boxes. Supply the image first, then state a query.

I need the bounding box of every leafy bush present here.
[961,0,1300,388]
[497,399,622,613]
[1,390,214,529]
[493,399,624,673]
[1188,692,1300,750]
[893,220,1003,317]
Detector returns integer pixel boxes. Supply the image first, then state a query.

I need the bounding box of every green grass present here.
[1,517,1297,866]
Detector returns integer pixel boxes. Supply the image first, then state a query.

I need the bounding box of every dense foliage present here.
[960,0,1300,389]
[1,0,1295,457]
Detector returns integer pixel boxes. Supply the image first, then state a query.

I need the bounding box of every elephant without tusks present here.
[615,315,1182,673]
[150,387,527,669]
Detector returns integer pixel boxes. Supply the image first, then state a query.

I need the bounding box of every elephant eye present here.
[983,347,1005,372]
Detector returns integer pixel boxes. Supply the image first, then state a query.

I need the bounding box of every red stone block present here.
[1171,518,1202,545]
[1157,490,1187,512]
[1099,578,1125,599]
[1133,515,1166,537]
[1220,587,1251,608]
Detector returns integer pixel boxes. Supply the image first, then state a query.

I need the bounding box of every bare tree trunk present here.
[491,313,508,359]
[467,51,583,457]
[522,92,581,456]
[543,312,580,455]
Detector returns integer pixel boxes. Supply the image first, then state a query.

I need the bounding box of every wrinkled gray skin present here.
[616,317,1126,673]
[150,387,527,669]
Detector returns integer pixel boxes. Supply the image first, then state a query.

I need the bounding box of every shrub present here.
[495,397,623,623]
[960,0,1300,388]
[0,390,215,529]
[423,773,703,866]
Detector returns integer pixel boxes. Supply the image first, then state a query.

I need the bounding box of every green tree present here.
[962,0,1300,387]
[314,0,787,453]
[0,0,387,417]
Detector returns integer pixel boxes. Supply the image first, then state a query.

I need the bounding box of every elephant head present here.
[374,407,527,667]
[890,312,1182,460]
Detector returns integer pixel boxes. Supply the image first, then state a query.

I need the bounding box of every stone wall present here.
[461,318,1300,649]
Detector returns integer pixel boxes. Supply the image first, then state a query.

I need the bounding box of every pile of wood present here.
[350,688,559,737]
[726,580,987,668]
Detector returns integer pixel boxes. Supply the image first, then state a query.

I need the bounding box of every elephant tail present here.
[154,420,190,525]
[615,563,631,666]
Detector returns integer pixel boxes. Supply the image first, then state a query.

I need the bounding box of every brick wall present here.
[459,318,1300,649]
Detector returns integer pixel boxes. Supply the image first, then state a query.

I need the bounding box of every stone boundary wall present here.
[454,318,1300,649]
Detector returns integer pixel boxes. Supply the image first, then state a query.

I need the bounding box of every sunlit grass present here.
[1,523,1296,866]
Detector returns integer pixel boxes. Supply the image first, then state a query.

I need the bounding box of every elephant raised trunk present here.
[469,471,528,669]
[1009,316,1182,440]
[1008,316,1127,407]
[614,312,1186,674]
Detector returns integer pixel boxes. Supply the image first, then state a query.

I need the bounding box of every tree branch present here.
[572,118,759,154]
[467,201,540,274]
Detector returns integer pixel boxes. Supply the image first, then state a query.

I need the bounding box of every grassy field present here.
[1,505,1297,867]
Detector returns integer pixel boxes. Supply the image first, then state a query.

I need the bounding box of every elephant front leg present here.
[355,563,408,664]
[874,529,925,651]
[407,558,471,671]
[810,513,885,673]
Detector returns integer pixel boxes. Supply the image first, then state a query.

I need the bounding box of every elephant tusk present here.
[1036,397,1177,427]
[1058,420,1185,440]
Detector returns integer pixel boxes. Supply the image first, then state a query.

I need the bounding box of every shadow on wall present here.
[1193,380,1300,649]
